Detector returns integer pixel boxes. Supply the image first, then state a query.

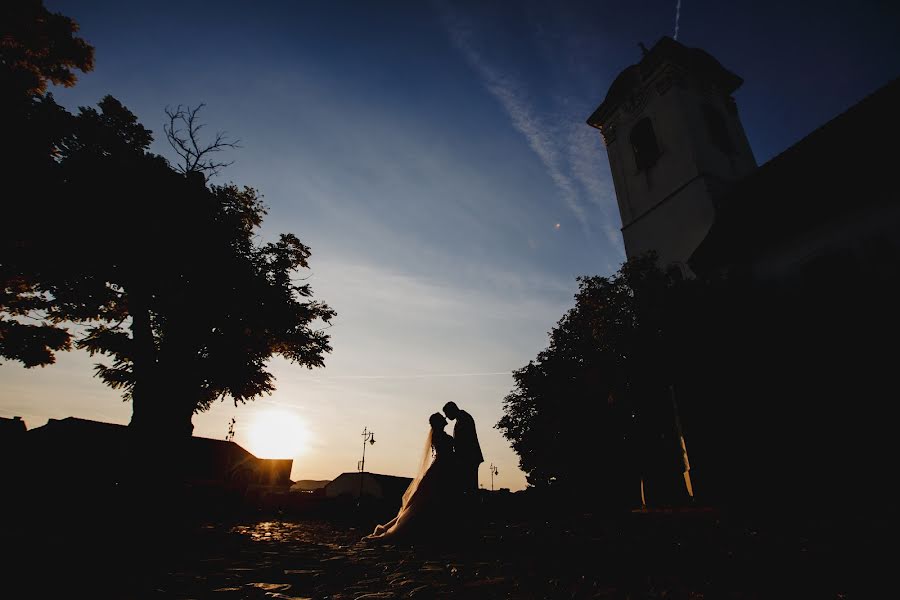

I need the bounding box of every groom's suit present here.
[452,409,484,491]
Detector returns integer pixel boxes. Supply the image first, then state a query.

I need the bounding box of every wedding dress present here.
[365,427,456,541]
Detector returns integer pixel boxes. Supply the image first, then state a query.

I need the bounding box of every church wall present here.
[610,86,705,223]
[750,202,900,281]
[603,66,756,268]
[678,87,757,180]
[606,136,634,226]
[622,176,716,266]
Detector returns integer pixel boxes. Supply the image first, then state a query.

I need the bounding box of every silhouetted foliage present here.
[0,0,94,97]
[1,2,334,439]
[0,1,95,367]
[164,103,240,176]
[498,255,701,508]
[501,244,900,516]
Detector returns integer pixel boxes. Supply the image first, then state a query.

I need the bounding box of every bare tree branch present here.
[163,103,241,176]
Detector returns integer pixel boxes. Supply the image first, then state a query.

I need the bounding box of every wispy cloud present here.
[438,7,589,234]
[436,3,621,253]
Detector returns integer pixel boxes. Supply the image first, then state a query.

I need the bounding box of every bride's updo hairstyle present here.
[429,412,446,429]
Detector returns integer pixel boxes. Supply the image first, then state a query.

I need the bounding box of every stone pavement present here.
[162,520,519,599]
[130,510,855,600]
[7,504,862,599]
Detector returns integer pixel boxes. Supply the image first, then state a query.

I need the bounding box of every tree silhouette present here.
[497,255,702,508]
[1,2,334,439]
[1,1,94,369]
[500,239,900,516]
[164,103,240,176]
[0,0,94,98]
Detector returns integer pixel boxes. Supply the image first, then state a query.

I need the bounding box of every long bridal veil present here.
[399,429,434,510]
[366,427,438,540]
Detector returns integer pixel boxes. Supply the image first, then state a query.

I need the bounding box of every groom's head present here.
[442,402,460,420]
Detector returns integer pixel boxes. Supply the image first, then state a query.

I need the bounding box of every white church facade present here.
[584,37,900,509]
[587,37,900,282]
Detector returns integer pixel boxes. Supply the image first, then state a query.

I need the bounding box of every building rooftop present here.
[690,76,900,271]
[587,36,743,129]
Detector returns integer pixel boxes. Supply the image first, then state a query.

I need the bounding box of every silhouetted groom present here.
[443,401,483,491]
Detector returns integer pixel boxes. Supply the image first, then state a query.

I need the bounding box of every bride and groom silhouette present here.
[365,402,483,542]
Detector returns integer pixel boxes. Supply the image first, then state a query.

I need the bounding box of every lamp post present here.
[489,463,499,491]
[357,427,375,500]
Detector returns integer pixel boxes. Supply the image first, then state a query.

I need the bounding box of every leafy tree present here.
[497,256,704,507]
[4,96,335,438]
[1,2,335,440]
[0,0,94,98]
[500,240,900,516]
[1,1,94,371]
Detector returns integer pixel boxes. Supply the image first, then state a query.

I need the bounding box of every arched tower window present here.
[630,118,661,171]
[701,104,735,155]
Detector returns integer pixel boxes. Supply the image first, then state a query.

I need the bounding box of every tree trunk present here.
[128,287,158,435]
[125,292,195,518]
[128,290,195,440]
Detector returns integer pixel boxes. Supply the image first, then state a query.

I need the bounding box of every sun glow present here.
[246,408,311,459]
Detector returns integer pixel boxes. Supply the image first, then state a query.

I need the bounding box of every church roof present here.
[690,77,900,272]
[587,36,743,128]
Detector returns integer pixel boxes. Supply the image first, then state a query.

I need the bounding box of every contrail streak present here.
[436,4,593,237]
[674,0,682,40]
[312,372,511,381]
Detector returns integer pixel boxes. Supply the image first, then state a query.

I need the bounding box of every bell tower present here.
[587,37,756,271]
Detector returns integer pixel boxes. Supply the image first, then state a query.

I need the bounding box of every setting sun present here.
[246,409,311,459]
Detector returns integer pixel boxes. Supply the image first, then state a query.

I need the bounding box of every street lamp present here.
[357,427,375,500]
[489,463,499,491]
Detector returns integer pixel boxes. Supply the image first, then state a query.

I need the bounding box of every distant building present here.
[24,417,292,490]
[0,415,27,437]
[325,472,412,502]
[290,479,331,493]
[0,415,27,456]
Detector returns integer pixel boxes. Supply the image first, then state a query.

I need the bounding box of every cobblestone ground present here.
[7,494,864,600]
[128,511,856,600]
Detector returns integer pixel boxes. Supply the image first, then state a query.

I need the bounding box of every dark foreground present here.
[8,497,872,600]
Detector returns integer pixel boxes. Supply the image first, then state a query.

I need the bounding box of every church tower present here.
[587,37,757,272]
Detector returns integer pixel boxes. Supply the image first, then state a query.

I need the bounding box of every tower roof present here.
[587,36,743,129]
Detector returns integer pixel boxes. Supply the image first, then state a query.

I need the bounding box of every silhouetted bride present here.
[365,413,457,541]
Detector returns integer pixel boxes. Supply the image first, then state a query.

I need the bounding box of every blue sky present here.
[2,1,898,490]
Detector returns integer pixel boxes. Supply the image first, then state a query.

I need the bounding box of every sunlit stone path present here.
[134,511,853,600]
